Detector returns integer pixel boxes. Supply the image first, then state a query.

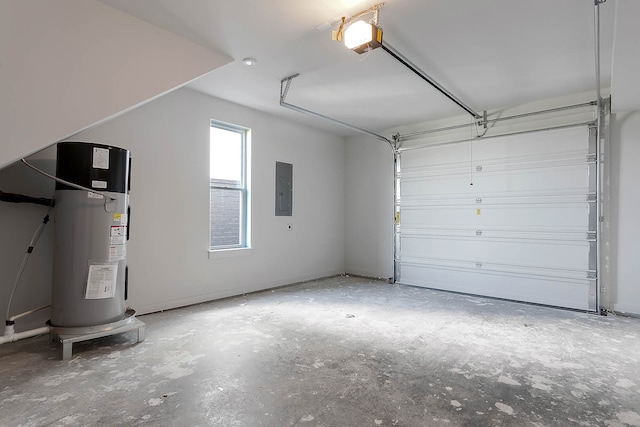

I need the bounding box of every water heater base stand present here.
[48,310,145,360]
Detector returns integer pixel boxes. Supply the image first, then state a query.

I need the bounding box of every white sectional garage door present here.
[396,126,598,310]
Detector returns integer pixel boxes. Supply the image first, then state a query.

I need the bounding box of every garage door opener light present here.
[332,3,383,54]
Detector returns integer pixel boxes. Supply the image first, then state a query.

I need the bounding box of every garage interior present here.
[1,0,640,426]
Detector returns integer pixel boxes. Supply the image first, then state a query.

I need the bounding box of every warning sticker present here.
[93,147,109,169]
[110,226,127,245]
[109,244,127,261]
[85,263,118,299]
[113,213,128,226]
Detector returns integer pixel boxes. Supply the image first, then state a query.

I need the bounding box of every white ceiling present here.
[98,0,616,136]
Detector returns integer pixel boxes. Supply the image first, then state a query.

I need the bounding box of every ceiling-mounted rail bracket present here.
[280,73,300,103]
[392,133,401,150]
[478,111,488,129]
[347,2,384,26]
[333,2,385,42]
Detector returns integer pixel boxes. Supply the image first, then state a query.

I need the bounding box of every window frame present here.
[209,119,250,251]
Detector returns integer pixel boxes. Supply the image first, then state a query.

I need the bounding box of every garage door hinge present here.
[475,198,482,204]
[476,230,483,236]
[586,194,597,202]
[587,271,597,279]
[587,154,597,162]
[587,231,597,240]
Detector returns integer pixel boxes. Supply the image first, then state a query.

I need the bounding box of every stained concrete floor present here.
[1,276,640,427]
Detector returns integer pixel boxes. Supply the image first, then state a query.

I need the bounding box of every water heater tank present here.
[51,142,131,328]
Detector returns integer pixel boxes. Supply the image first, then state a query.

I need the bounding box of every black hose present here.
[0,190,54,207]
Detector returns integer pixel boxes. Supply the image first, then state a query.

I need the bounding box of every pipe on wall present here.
[0,325,50,345]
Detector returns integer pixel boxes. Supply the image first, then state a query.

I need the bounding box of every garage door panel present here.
[396,126,597,310]
[399,127,589,169]
[473,127,589,159]
[471,166,589,193]
[402,165,589,196]
[399,263,593,310]
[401,144,472,169]
[402,151,588,180]
[402,176,474,197]
[401,204,591,230]
[400,235,590,271]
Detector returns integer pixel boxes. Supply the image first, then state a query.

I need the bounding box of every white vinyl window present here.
[209,120,250,250]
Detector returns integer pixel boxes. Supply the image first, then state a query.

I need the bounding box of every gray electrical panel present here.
[275,161,292,216]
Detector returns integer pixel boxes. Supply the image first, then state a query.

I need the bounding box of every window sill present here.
[208,247,253,260]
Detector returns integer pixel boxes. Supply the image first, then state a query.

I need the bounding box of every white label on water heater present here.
[85,263,118,299]
[87,191,104,199]
[91,180,107,189]
[93,147,110,169]
[110,226,127,245]
[109,244,127,261]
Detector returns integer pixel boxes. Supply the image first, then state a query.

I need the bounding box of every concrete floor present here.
[1,276,640,427]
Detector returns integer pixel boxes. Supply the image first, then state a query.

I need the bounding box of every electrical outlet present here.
[287,224,293,231]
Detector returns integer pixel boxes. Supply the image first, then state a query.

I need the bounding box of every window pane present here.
[209,120,249,250]
[210,127,242,182]
[210,187,242,247]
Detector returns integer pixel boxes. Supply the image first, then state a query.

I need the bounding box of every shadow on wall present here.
[608,113,621,311]
[0,156,56,332]
[607,110,640,313]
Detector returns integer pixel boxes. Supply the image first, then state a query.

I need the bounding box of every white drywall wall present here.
[344,137,394,279]
[610,110,640,314]
[0,0,231,169]
[18,88,343,315]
